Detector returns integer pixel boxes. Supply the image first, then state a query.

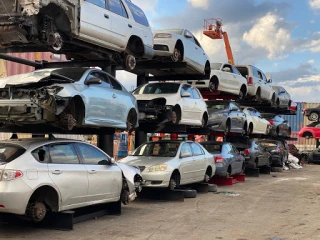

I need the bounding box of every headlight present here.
[154,33,172,38]
[146,164,168,172]
[211,114,223,118]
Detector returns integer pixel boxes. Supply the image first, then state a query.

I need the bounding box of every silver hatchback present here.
[0,137,142,222]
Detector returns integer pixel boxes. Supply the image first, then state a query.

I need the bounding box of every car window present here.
[222,65,232,73]
[0,144,26,163]
[87,0,106,8]
[86,72,111,88]
[230,103,240,111]
[191,143,204,156]
[134,83,180,94]
[191,87,201,99]
[76,143,109,164]
[181,85,193,98]
[32,146,50,163]
[108,75,124,90]
[125,0,149,26]
[222,144,230,153]
[194,37,202,48]
[180,143,192,156]
[231,144,239,154]
[231,66,241,75]
[252,67,262,80]
[206,101,228,110]
[200,143,222,153]
[49,144,79,164]
[108,0,128,17]
[262,72,268,83]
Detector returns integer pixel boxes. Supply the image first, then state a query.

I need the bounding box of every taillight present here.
[0,205,4,208]
[0,170,23,181]
[268,120,274,125]
[214,156,224,162]
[248,77,253,85]
[244,149,250,155]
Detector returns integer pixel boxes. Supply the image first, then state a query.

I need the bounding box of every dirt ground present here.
[1,165,320,240]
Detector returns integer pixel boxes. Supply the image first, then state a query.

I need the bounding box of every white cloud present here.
[305,34,320,52]
[307,59,315,64]
[309,0,320,9]
[187,0,209,9]
[310,20,315,24]
[274,63,278,67]
[243,12,292,59]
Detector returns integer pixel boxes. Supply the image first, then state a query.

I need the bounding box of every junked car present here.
[133,82,208,127]
[265,115,291,137]
[272,86,292,109]
[188,63,248,99]
[235,65,275,105]
[119,140,215,190]
[303,105,320,122]
[0,137,143,222]
[152,29,211,75]
[242,107,271,135]
[0,68,139,131]
[206,100,247,135]
[0,0,154,70]
[298,122,320,139]
[200,141,245,177]
[259,139,288,166]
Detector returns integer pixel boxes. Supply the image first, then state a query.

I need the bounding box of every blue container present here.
[281,102,303,132]
[118,150,128,157]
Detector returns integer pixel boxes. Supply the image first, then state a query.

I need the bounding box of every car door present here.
[261,72,272,100]
[230,103,243,132]
[231,144,243,173]
[80,0,112,46]
[232,66,244,89]
[179,143,195,183]
[182,30,200,71]
[47,143,88,207]
[191,87,203,121]
[76,143,122,202]
[107,0,133,48]
[83,71,116,125]
[190,143,207,181]
[193,36,208,71]
[221,64,235,90]
[180,85,196,122]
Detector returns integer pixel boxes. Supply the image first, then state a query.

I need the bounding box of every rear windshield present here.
[0,144,26,163]
[235,67,248,78]
[133,83,180,95]
[200,144,222,153]
[206,101,228,110]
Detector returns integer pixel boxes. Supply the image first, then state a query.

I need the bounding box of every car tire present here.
[248,123,254,135]
[174,189,197,198]
[309,112,319,122]
[208,184,218,192]
[126,109,137,133]
[123,54,136,71]
[171,108,181,124]
[239,85,246,100]
[209,77,218,91]
[241,162,246,174]
[171,48,182,62]
[169,172,180,191]
[254,89,261,102]
[201,114,207,128]
[26,201,47,223]
[304,132,313,139]
[276,99,280,109]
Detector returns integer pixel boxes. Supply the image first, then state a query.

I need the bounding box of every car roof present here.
[0,138,84,149]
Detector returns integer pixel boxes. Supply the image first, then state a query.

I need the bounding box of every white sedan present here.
[188,62,248,99]
[153,29,211,75]
[133,82,208,127]
[242,107,271,135]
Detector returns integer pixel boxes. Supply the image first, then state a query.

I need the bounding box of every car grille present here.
[138,166,146,172]
[153,44,169,51]
[137,100,155,112]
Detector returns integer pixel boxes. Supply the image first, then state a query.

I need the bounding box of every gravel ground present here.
[1,165,320,240]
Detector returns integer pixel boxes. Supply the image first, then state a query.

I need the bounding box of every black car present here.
[272,86,292,109]
[233,140,271,168]
[303,105,320,122]
[265,115,291,137]
[259,140,289,166]
[206,100,247,135]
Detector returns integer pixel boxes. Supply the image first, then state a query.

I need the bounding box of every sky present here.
[116,0,320,103]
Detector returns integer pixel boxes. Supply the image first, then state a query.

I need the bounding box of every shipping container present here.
[282,102,304,132]
[285,132,317,151]
[5,52,53,77]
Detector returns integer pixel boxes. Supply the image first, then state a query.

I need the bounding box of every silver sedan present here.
[120,140,216,190]
[0,68,139,131]
[0,137,142,222]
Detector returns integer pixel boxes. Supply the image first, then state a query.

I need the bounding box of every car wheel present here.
[204,167,212,182]
[241,162,246,174]
[254,89,261,102]
[123,54,136,71]
[248,123,254,135]
[238,85,246,100]
[304,132,313,139]
[169,173,180,191]
[224,122,231,136]
[126,109,137,133]
[209,77,218,91]
[26,202,47,223]
[287,128,292,137]
[300,154,308,165]
[309,112,319,122]
[201,114,207,128]
[171,48,182,62]
[171,108,181,124]
[226,165,232,177]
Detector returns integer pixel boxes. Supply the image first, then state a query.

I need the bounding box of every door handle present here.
[104,14,109,19]
[89,170,97,174]
[128,24,132,28]
[52,170,62,175]
[112,94,117,98]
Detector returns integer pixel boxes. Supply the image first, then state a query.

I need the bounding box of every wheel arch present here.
[175,39,184,59]
[206,165,213,178]
[127,35,144,56]
[27,185,61,212]
[205,61,211,75]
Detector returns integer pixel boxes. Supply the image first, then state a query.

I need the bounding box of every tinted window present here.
[180,143,192,156]
[191,143,204,156]
[192,88,201,99]
[230,103,240,111]
[87,0,106,8]
[109,0,127,17]
[231,144,239,154]
[49,144,79,164]
[108,75,123,90]
[133,83,180,94]
[125,0,149,26]
[76,143,108,164]
[32,146,49,163]
[0,144,26,163]
[201,143,222,153]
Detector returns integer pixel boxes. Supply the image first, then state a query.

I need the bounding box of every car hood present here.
[134,94,179,105]
[207,109,226,115]
[116,162,142,194]
[120,156,171,168]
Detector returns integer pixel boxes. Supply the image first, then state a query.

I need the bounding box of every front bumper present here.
[141,170,172,188]
[207,119,225,132]
[138,101,172,122]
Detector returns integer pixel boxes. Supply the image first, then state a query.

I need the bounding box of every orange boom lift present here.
[203,18,235,65]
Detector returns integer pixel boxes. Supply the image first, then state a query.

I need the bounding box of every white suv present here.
[235,65,276,105]
[0,0,154,70]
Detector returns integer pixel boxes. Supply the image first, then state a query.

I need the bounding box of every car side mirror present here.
[180,152,191,158]
[84,77,102,85]
[110,157,116,164]
[267,78,272,83]
[184,32,193,38]
[181,92,191,98]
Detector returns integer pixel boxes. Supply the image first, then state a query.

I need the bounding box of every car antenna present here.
[10,133,18,139]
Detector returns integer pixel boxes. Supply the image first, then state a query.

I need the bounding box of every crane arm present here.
[222,32,234,65]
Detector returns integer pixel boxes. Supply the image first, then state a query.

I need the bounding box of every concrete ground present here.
[1,165,320,240]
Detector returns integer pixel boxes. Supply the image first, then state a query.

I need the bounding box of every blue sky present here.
[117,0,320,103]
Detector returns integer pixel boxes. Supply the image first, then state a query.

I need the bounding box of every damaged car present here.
[132,82,208,127]
[0,0,154,70]
[0,137,143,222]
[0,67,139,131]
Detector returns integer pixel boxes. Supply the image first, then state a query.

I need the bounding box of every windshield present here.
[201,144,222,153]
[211,63,222,70]
[0,144,26,163]
[206,101,228,110]
[132,142,180,157]
[133,83,180,95]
